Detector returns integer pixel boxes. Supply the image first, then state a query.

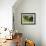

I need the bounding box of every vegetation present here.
[23,16,33,22]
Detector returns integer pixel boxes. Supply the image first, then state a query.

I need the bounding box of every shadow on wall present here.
[12,0,24,10]
[12,0,24,33]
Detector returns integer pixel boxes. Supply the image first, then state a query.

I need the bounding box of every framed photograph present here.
[21,13,36,25]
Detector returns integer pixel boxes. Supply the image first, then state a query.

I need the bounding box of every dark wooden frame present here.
[21,13,36,25]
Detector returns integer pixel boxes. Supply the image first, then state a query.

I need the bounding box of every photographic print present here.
[21,13,36,25]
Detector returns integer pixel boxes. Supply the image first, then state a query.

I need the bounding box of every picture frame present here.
[21,13,36,25]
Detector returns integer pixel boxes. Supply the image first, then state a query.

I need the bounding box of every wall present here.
[41,0,46,46]
[13,0,41,46]
[0,0,16,30]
